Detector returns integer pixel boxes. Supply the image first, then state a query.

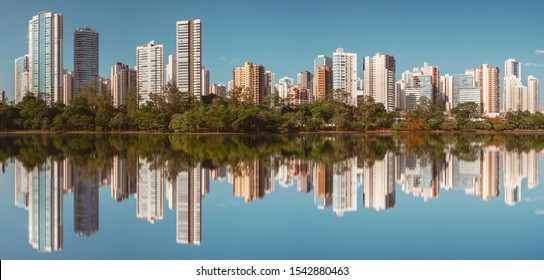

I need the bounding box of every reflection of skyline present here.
[10,144,541,253]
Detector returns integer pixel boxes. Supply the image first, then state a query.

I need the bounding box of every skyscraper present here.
[363,53,396,111]
[136,40,164,106]
[233,62,266,104]
[333,48,357,105]
[479,64,500,115]
[28,12,64,105]
[176,19,202,98]
[504,74,526,112]
[74,28,99,95]
[111,62,137,107]
[14,55,29,104]
[316,65,333,101]
[528,75,540,113]
[452,74,476,108]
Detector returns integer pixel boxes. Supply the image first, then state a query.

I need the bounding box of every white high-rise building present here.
[176,19,202,98]
[528,75,539,113]
[14,55,29,104]
[201,67,209,96]
[504,58,521,79]
[165,54,176,86]
[137,157,164,223]
[28,12,64,105]
[363,53,396,111]
[333,48,357,105]
[136,40,164,106]
[62,69,74,104]
[504,74,525,112]
[440,74,454,110]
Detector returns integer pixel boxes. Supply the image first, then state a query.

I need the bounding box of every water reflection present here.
[2,134,543,254]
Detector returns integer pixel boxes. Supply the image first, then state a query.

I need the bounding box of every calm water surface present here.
[0,133,543,259]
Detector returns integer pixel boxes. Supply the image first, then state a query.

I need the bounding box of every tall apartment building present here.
[136,41,164,106]
[315,65,333,101]
[233,61,266,104]
[176,19,202,98]
[28,12,64,105]
[297,70,313,101]
[333,48,357,105]
[210,83,227,98]
[14,55,29,104]
[528,75,540,113]
[479,64,500,115]
[504,58,521,78]
[74,28,99,95]
[313,54,332,101]
[111,62,137,107]
[363,53,396,111]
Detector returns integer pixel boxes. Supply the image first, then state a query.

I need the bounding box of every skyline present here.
[1,0,543,104]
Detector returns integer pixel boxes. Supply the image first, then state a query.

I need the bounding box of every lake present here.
[0,133,543,259]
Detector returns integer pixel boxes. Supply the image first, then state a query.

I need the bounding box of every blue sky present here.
[1,0,543,104]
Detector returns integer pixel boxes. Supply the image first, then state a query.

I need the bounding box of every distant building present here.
[136,40,164,105]
[165,54,176,86]
[62,69,74,103]
[111,62,137,107]
[14,55,29,104]
[297,70,313,101]
[264,71,275,96]
[201,67,209,96]
[452,74,477,108]
[277,76,294,99]
[288,85,311,105]
[528,75,540,113]
[210,83,227,98]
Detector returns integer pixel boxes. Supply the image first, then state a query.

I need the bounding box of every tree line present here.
[1,83,544,132]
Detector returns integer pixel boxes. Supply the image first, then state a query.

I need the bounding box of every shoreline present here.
[3,129,544,136]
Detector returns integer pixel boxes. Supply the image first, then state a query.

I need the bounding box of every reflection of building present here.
[210,166,227,181]
[504,152,524,206]
[73,168,99,236]
[479,148,500,200]
[111,156,130,202]
[232,160,267,203]
[15,160,30,209]
[28,159,63,252]
[290,159,313,193]
[527,150,539,189]
[363,153,395,211]
[314,162,333,209]
[137,158,164,223]
[333,158,357,216]
[398,155,439,202]
[174,163,207,245]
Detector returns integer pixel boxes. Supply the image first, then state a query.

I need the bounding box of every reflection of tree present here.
[3,133,544,171]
